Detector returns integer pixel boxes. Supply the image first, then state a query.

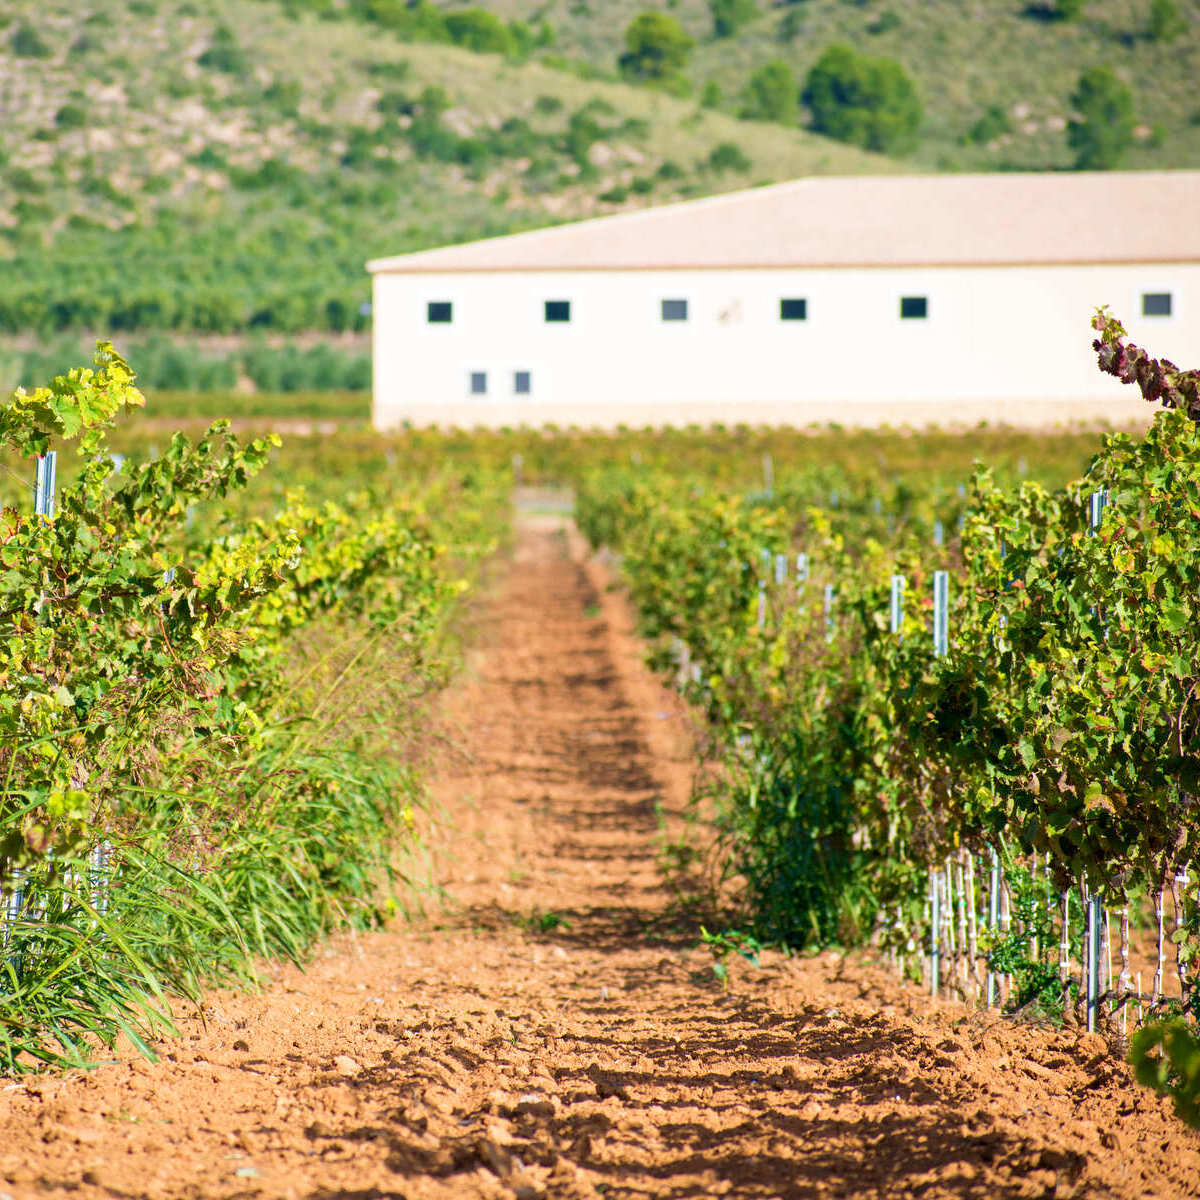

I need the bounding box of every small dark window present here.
[544,300,571,323]
[900,296,928,319]
[427,301,452,323]
[514,370,531,395]
[661,298,688,322]
[780,298,807,321]
[1143,292,1172,317]
[469,371,487,395]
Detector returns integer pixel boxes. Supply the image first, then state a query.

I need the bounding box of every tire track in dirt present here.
[0,516,1198,1199]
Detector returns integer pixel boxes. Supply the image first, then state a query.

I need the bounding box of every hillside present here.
[1,0,1197,392]
[0,0,897,360]
[442,0,1200,173]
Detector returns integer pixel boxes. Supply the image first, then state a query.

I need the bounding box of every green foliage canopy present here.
[618,12,694,83]
[443,9,514,55]
[710,0,759,39]
[1149,0,1187,42]
[801,44,923,155]
[1067,65,1134,169]
[741,59,797,123]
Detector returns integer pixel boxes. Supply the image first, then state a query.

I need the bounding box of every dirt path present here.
[2,518,1199,1199]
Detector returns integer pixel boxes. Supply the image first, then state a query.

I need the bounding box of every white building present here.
[368,171,1200,430]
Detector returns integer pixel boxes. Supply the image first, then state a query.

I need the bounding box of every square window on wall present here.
[1143,292,1172,317]
[545,300,571,323]
[900,296,928,320]
[427,301,453,323]
[469,371,487,395]
[780,298,807,321]
[661,299,688,322]
[514,370,531,395]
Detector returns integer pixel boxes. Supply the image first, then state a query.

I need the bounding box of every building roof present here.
[367,171,1200,274]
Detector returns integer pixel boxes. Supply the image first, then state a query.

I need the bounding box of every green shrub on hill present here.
[10,22,51,57]
[963,104,1013,145]
[801,43,922,155]
[444,8,513,55]
[1148,0,1187,42]
[708,140,752,171]
[741,59,796,123]
[55,103,87,129]
[197,24,247,73]
[1068,65,1134,168]
[618,12,694,86]
[710,0,759,39]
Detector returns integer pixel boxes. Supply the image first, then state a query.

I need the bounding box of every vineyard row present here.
[576,312,1200,1124]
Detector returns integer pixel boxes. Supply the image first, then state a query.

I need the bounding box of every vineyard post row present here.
[4,453,58,952]
[3,450,116,962]
[730,481,1173,1036]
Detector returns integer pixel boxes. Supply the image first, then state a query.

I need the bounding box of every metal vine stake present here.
[6,453,58,951]
[1085,487,1109,1033]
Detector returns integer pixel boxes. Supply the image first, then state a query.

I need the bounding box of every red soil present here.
[0,516,1197,1199]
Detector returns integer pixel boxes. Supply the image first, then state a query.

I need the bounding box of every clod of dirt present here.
[512,1094,556,1118]
[333,1054,361,1076]
[1075,1032,1108,1065]
[593,1077,628,1101]
[477,1137,514,1178]
[424,1086,458,1114]
[232,1039,250,1052]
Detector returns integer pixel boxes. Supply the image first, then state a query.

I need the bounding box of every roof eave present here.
[367,255,1200,275]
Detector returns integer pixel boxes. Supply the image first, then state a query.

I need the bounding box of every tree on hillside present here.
[710,0,758,39]
[801,44,923,156]
[197,24,248,73]
[10,23,51,58]
[1056,0,1085,19]
[444,9,514,55]
[741,59,796,123]
[777,9,804,43]
[618,12,694,84]
[1067,66,1134,169]
[1148,0,1187,42]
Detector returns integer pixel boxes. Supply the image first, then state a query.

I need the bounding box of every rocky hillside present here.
[0,0,1195,361]
[0,0,897,349]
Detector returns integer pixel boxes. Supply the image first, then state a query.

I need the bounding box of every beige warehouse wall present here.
[371,264,1196,431]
